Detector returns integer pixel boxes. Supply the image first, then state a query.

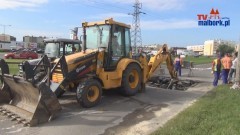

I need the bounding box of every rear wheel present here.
[76,79,102,108]
[121,63,142,96]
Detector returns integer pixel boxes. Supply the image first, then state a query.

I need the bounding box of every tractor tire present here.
[76,79,102,108]
[121,63,142,96]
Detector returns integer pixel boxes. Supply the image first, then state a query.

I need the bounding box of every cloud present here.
[62,0,186,11]
[102,0,186,11]
[10,28,65,41]
[88,13,131,20]
[142,0,185,11]
[141,19,198,30]
[0,0,48,9]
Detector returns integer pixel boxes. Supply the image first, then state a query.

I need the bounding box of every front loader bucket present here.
[0,74,61,126]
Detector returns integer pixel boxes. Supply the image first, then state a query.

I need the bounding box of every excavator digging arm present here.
[142,44,177,83]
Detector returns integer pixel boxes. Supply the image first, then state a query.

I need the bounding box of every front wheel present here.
[121,63,142,96]
[76,79,102,108]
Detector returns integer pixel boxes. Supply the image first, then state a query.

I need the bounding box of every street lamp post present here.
[0,24,11,43]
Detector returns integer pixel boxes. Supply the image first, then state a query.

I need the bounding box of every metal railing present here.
[182,61,194,76]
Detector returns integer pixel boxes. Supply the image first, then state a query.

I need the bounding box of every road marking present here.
[61,110,104,118]
[2,125,15,130]
[188,67,211,70]
[6,128,23,134]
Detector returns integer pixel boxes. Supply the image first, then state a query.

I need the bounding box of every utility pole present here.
[0,24,11,43]
[128,0,145,54]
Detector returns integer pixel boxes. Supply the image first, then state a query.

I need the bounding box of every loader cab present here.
[84,20,131,71]
[107,24,131,70]
[44,38,81,59]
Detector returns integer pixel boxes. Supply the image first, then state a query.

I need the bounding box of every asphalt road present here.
[0,64,214,135]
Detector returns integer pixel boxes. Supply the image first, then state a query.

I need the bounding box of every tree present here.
[217,44,235,57]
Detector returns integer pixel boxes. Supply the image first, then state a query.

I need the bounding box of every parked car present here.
[37,48,44,53]
[4,50,38,59]
[10,48,17,52]
[193,53,202,58]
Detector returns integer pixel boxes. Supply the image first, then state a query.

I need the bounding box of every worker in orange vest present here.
[212,56,222,86]
[221,53,232,84]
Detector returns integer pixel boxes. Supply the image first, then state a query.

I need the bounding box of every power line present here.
[81,2,121,13]
[67,0,131,15]
[86,0,164,20]
[0,24,11,47]
[128,0,145,53]
[86,0,131,12]
[85,0,166,21]
[0,24,11,35]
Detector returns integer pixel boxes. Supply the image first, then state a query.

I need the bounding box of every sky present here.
[0,0,239,47]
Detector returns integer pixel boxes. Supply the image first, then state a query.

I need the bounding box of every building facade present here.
[0,41,24,50]
[203,39,236,56]
[170,47,187,56]
[187,45,204,54]
[0,34,16,42]
[23,36,45,48]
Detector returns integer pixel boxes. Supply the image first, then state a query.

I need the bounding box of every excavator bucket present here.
[0,59,61,126]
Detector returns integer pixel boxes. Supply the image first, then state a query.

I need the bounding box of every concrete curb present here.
[117,83,213,135]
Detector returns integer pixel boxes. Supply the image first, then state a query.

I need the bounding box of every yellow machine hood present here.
[53,49,98,65]
[53,49,98,73]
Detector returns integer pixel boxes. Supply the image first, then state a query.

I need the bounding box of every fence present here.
[4,62,22,75]
[182,61,194,77]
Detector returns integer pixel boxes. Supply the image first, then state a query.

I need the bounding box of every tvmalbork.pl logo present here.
[197,8,230,27]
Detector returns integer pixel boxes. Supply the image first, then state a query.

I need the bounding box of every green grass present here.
[152,85,240,135]
[184,56,214,65]
[4,59,26,75]
[0,59,25,85]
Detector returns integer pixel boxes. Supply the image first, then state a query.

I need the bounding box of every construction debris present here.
[148,76,198,90]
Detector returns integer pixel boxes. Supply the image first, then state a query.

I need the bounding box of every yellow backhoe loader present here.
[0,18,177,126]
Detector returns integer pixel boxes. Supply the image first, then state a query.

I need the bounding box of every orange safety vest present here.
[221,56,232,69]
